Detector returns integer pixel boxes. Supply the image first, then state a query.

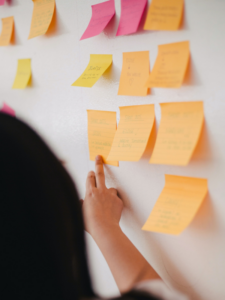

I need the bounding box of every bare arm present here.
[82,155,160,293]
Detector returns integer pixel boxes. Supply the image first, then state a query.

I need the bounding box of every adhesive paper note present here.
[81,0,115,40]
[0,0,5,6]
[0,17,14,46]
[116,0,147,36]
[0,103,15,117]
[72,54,112,88]
[118,51,150,96]
[28,0,55,39]
[144,0,184,31]
[145,41,189,88]
[150,101,204,166]
[87,110,118,167]
[107,105,155,161]
[12,59,31,89]
[142,175,208,235]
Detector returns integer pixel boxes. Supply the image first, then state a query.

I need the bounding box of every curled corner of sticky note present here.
[0,103,15,117]
[72,54,113,88]
[80,0,115,40]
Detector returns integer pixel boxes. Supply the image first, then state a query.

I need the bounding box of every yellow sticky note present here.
[0,16,14,46]
[118,51,150,96]
[150,101,204,166]
[28,0,55,39]
[107,105,155,162]
[87,110,118,167]
[142,175,208,235]
[144,0,184,31]
[72,54,112,88]
[145,41,189,88]
[12,59,31,89]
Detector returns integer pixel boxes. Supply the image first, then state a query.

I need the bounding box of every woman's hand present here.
[81,155,160,293]
[82,155,123,237]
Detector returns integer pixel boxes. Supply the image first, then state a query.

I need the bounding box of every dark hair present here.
[0,113,161,300]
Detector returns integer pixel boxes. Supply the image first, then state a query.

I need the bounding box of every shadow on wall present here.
[11,22,22,46]
[191,121,213,162]
[141,120,158,161]
[180,2,189,31]
[183,55,202,86]
[26,73,38,89]
[45,6,69,37]
[188,192,218,235]
[102,64,121,86]
[103,14,118,39]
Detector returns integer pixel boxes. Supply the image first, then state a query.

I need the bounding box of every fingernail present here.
[96,155,102,162]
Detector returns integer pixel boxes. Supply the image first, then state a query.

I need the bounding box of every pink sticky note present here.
[0,0,5,5]
[80,0,115,40]
[116,0,147,36]
[0,103,15,117]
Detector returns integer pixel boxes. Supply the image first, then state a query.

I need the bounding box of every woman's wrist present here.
[89,221,121,243]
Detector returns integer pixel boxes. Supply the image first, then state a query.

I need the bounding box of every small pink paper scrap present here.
[0,0,5,5]
[116,0,147,36]
[80,0,115,40]
[0,103,15,117]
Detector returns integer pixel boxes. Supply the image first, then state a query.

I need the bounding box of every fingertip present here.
[88,170,95,177]
[95,155,103,164]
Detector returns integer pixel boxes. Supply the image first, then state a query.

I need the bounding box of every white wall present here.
[1,1,225,299]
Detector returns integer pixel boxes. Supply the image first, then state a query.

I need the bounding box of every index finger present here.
[95,155,106,189]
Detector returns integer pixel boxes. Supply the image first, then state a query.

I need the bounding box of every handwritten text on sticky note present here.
[150,101,204,166]
[12,59,31,89]
[145,41,189,88]
[87,110,118,167]
[107,105,155,162]
[144,0,184,31]
[28,0,55,39]
[142,175,208,235]
[0,16,14,46]
[116,0,147,36]
[72,54,112,88]
[81,0,115,40]
[118,51,150,96]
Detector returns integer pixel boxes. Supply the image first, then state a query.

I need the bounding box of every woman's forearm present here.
[91,224,160,293]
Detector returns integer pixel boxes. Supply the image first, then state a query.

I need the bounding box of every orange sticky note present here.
[28,0,55,39]
[144,0,184,31]
[0,16,14,46]
[87,110,118,167]
[150,101,204,166]
[145,41,189,88]
[142,175,208,235]
[107,105,155,162]
[118,51,150,96]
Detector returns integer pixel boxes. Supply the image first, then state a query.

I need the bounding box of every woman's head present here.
[0,113,93,300]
